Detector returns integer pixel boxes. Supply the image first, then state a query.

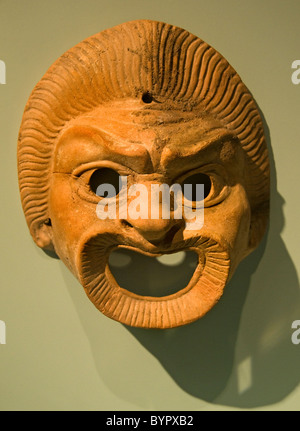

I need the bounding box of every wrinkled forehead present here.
[55,99,239,173]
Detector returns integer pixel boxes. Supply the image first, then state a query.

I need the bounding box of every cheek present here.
[203,184,251,263]
[48,175,99,272]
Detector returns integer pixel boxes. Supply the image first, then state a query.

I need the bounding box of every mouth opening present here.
[78,233,230,328]
[108,248,199,297]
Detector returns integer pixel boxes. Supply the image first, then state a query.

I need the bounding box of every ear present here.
[31,219,55,252]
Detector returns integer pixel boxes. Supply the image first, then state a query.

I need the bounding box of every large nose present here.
[122,217,183,244]
[120,181,184,245]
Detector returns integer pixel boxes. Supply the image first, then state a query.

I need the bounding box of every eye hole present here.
[89,168,121,197]
[181,173,211,201]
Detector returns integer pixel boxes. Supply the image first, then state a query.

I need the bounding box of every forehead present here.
[55,99,238,173]
[65,99,225,144]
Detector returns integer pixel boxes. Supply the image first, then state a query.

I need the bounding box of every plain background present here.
[1,0,300,411]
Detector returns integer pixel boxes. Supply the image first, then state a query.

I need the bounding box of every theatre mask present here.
[18,20,269,328]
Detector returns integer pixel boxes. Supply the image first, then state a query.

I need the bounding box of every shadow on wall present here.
[125,113,300,407]
[58,114,300,408]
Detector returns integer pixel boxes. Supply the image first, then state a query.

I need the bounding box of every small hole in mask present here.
[181,173,211,201]
[142,91,153,103]
[89,168,121,197]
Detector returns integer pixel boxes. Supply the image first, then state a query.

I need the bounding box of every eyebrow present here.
[55,124,237,176]
[54,125,153,173]
[160,129,238,174]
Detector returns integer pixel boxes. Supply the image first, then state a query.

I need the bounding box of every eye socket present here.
[176,167,230,208]
[89,168,121,197]
[181,173,212,201]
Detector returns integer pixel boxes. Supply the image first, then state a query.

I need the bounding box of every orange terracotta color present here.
[17,20,269,328]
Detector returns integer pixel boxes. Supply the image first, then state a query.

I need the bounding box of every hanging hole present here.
[142,91,153,104]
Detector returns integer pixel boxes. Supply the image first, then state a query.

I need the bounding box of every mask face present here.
[17,20,270,328]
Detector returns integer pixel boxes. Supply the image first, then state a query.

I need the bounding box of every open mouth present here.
[78,234,230,328]
[108,248,199,297]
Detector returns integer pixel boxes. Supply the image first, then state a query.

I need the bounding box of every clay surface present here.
[17,20,270,328]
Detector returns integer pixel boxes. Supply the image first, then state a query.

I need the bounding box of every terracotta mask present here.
[17,20,269,328]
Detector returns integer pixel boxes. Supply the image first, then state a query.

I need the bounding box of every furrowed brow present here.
[53,125,152,173]
[160,129,238,175]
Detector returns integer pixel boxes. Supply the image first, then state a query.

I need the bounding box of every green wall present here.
[1,0,300,411]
